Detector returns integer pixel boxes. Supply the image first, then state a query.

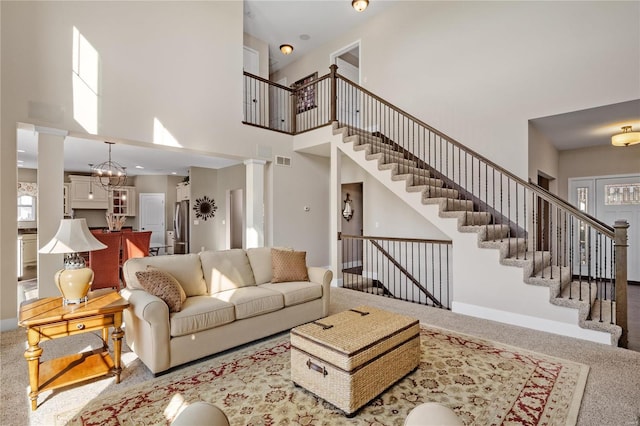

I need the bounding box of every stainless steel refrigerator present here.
[174,201,189,254]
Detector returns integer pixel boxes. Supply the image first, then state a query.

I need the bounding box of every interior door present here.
[243,46,260,124]
[139,193,165,250]
[336,57,360,128]
[270,78,288,131]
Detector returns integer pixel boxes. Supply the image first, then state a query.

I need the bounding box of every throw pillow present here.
[146,265,187,303]
[135,269,185,313]
[271,249,309,283]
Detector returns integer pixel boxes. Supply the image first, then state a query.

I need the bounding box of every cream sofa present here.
[121,248,332,374]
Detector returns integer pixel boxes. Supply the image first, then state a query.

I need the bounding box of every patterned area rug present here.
[58,325,588,426]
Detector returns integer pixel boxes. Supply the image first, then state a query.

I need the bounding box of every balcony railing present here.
[340,233,452,309]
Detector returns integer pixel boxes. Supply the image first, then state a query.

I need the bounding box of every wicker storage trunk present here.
[290,306,420,416]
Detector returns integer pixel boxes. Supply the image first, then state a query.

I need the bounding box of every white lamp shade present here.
[39,218,107,254]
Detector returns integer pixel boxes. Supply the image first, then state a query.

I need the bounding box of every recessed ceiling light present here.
[171,172,177,175]
[300,34,310,41]
[135,165,144,169]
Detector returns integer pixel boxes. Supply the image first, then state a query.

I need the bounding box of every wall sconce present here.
[343,193,354,221]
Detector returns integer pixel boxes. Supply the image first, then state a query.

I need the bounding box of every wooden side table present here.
[18,290,130,411]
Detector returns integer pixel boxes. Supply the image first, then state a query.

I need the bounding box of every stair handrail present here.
[334,72,617,237]
[339,233,452,245]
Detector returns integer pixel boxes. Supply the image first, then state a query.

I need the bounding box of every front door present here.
[570,175,640,282]
[596,176,640,282]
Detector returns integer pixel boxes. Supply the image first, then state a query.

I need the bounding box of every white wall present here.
[0,2,330,327]
[273,1,639,180]
[528,123,559,193]
[341,155,449,240]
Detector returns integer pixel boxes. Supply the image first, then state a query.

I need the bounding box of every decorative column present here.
[244,159,266,249]
[38,131,66,298]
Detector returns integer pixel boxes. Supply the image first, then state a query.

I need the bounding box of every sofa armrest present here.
[120,287,171,374]
[307,266,333,316]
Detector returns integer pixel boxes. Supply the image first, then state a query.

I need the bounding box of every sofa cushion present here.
[259,282,323,307]
[135,269,185,313]
[246,246,291,285]
[200,249,256,294]
[212,287,284,320]
[271,249,309,283]
[123,254,207,297]
[170,296,236,337]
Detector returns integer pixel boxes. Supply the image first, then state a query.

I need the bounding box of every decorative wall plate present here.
[193,196,217,221]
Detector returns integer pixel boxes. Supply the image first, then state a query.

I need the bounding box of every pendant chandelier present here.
[93,141,127,191]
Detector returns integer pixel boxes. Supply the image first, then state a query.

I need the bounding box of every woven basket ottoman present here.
[290,306,420,416]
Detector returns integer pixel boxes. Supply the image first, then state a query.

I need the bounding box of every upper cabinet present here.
[69,175,108,209]
[111,187,136,216]
[177,182,190,201]
[63,183,71,217]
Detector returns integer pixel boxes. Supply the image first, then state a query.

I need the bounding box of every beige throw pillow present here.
[135,269,186,313]
[271,249,309,283]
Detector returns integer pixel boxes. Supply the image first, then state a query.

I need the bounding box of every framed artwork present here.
[294,72,317,114]
[193,196,218,221]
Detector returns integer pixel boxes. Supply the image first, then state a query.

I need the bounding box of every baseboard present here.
[1,317,18,332]
[452,301,613,346]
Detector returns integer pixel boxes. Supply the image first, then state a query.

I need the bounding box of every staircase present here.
[333,122,622,346]
[242,66,628,347]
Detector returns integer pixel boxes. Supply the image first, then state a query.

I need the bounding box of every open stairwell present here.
[331,122,621,346]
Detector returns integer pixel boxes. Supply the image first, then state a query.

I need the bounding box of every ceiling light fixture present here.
[611,125,640,147]
[280,44,294,55]
[352,0,369,12]
[93,141,127,191]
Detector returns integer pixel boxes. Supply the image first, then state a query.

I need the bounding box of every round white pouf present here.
[404,402,464,426]
[171,402,230,426]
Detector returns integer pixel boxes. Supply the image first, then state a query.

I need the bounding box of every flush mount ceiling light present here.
[280,44,294,55]
[352,0,369,12]
[611,125,640,147]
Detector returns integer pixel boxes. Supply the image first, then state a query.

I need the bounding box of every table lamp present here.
[39,218,107,305]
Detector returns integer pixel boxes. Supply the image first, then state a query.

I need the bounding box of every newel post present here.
[614,219,629,348]
[329,64,338,123]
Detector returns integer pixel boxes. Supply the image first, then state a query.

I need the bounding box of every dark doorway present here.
[536,175,551,251]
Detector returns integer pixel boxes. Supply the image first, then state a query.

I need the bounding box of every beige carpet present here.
[54,324,587,426]
[2,287,639,426]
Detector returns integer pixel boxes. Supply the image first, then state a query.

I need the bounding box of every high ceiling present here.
[243,0,393,73]
[16,2,640,173]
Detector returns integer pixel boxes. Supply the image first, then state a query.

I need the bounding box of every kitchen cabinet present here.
[18,233,37,278]
[69,175,108,209]
[111,187,136,216]
[63,183,71,217]
[177,182,190,201]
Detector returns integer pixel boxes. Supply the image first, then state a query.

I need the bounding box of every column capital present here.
[244,159,267,166]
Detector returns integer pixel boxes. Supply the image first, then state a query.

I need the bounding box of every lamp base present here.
[54,267,94,305]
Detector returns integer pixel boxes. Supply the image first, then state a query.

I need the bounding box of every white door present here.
[243,46,260,124]
[570,175,640,282]
[596,176,640,282]
[139,193,165,251]
[270,77,288,131]
[336,57,360,129]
